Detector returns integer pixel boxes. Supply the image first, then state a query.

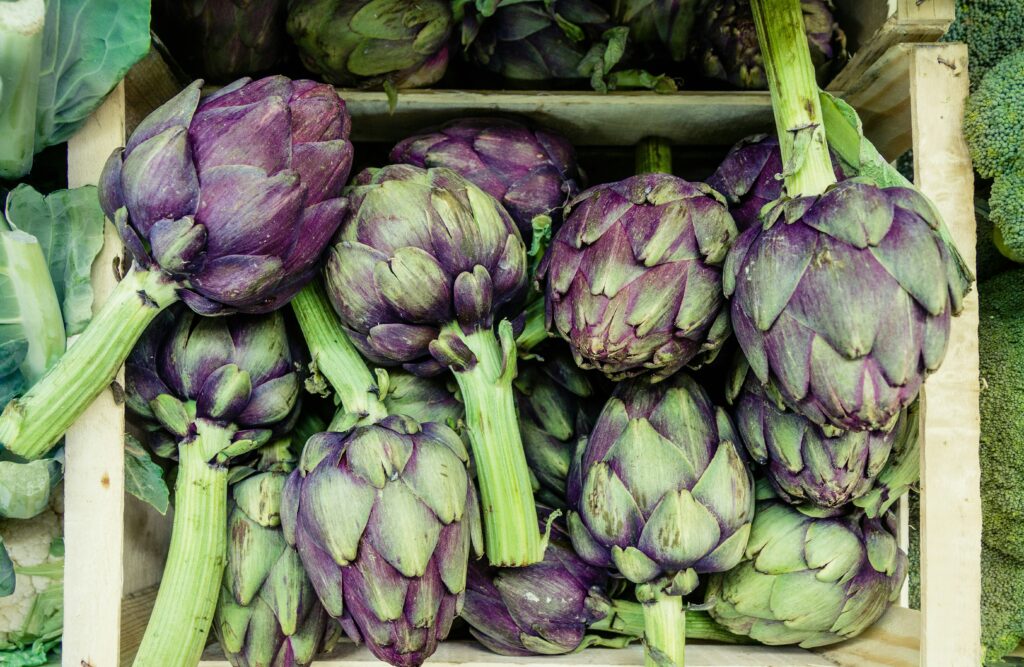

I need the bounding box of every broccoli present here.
[946,0,1024,87]
[982,546,1024,664]
[963,48,1024,180]
[979,268,1024,661]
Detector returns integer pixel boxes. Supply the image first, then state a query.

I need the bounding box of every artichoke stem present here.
[0,264,178,460]
[643,595,686,667]
[291,281,387,424]
[445,322,544,566]
[133,421,231,667]
[635,137,673,175]
[595,600,751,644]
[515,297,548,354]
[751,0,836,197]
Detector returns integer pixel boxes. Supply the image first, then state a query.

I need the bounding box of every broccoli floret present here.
[947,0,1024,86]
[963,49,1024,180]
[982,546,1024,664]
[989,167,1024,262]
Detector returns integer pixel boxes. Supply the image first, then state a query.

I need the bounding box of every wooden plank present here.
[816,607,919,667]
[895,0,955,24]
[837,44,913,161]
[64,83,128,667]
[199,642,834,667]
[341,90,775,147]
[119,586,159,667]
[909,43,982,667]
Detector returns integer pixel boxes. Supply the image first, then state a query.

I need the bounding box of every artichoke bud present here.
[429,332,477,371]
[149,216,208,275]
[197,364,253,422]
[149,394,193,438]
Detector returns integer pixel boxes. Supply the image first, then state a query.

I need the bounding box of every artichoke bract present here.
[727,357,903,509]
[728,0,971,432]
[0,75,353,462]
[567,373,755,666]
[126,309,301,667]
[324,164,546,566]
[281,417,480,667]
[609,0,699,63]
[287,0,452,89]
[214,443,329,667]
[707,134,843,232]
[705,489,907,647]
[515,352,604,508]
[541,142,737,381]
[153,0,287,82]
[382,370,462,427]
[390,118,583,238]
[689,0,845,89]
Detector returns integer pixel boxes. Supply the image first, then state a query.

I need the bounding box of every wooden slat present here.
[64,83,128,667]
[817,607,919,667]
[895,0,955,24]
[119,586,160,667]
[199,642,834,667]
[836,44,913,160]
[909,43,982,667]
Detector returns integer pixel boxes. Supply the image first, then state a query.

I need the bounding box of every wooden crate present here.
[61,18,976,667]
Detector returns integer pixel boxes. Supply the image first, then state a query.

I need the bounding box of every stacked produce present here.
[0,0,985,665]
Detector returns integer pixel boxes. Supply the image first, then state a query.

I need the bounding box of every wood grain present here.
[64,83,128,667]
[910,43,982,667]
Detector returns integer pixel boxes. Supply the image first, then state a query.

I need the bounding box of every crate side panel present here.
[816,607,919,667]
[64,83,128,667]
[910,43,982,667]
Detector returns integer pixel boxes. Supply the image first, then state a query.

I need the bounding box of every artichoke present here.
[707,134,843,231]
[541,170,737,381]
[281,417,480,667]
[126,309,301,667]
[462,0,627,90]
[390,118,583,237]
[724,179,969,431]
[287,0,452,89]
[608,0,699,63]
[0,76,353,462]
[214,443,329,667]
[153,0,287,82]
[567,373,754,665]
[514,351,604,507]
[689,0,845,89]
[727,356,904,509]
[324,164,546,566]
[705,487,907,647]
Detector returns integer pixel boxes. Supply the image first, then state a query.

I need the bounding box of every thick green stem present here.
[592,600,751,644]
[643,595,686,667]
[751,0,836,197]
[0,0,44,179]
[635,137,673,175]
[291,280,386,423]
[444,322,543,566]
[0,265,178,459]
[133,422,231,667]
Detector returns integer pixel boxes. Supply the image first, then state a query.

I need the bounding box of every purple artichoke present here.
[287,0,453,89]
[324,164,546,567]
[689,0,845,89]
[390,118,583,237]
[153,0,287,82]
[100,75,353,316]
[724,179,969,431]
[707,134,844,231]
[0,75,352,463]
[705,488,907,647]
[540,173,738,381]
[125,309,303,666]
[281,417,480,667]
[727,356,902,509]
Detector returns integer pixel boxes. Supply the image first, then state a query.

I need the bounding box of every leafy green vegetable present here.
[0,539,13,598]
[4,185,106,336]
[125,435,169,515]
[0,0,44,179]
[0,458,61,520]
[34,0,150,152]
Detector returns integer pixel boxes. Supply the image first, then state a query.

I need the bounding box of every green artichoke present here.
[287,0,453,89]
[705,486,907,647]
[214,442,329,667]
